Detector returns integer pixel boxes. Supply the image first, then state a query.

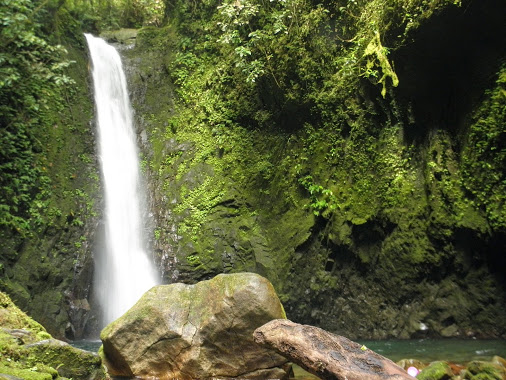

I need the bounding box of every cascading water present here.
[85,34,159,326]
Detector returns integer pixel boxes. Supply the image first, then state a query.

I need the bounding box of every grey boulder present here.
[101,272,290,379]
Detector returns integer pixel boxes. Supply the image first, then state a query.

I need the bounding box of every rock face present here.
[101,272,290,379]
[254,319,412,380]
[121,0,506,341]
[0,26,101,339]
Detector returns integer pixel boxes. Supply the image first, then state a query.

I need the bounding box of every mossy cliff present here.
[0,3,101,339]
[121,0,506,339]
[2,0,504,341]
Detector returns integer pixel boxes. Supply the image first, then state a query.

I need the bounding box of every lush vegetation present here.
[0,0,100,338]
[0,0,504,340]
[0,0,73,234]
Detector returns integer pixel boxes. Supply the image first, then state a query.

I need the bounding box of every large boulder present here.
[100,272,290,379]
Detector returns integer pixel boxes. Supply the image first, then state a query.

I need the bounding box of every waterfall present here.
[85,34,159,326]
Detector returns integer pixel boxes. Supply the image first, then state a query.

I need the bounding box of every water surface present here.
[72,339,506,379]
[359,339,506,363]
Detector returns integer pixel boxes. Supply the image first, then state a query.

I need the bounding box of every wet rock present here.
[416,361,454,380]
[1,328,35,345]
[441,324,460,338]
[492,355,506,368]
[100,28,138,45]
[0,375,23,380]
[101,272,289,379]
[0,291,104,380]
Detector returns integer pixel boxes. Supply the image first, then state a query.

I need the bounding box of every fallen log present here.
[253,319,414,380]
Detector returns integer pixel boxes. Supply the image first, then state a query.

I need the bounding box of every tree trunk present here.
[253,319,414,380]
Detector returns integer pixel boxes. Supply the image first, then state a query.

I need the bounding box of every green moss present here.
[0,292,47,336]
[416,361,453,380]
[0,365,54,380]
[0,6,101,337]
[461,65,506,231]
[363,31,399,98]
[24,340,104,380]
[0,292,104,380]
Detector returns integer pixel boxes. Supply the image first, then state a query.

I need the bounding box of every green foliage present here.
[130,0,504,330]
[0,0,103,337]
[153,0,473,258]
[461,66,506,231]
[63,0,165,30]
[213,0,340,122]
[0,0,74,235]
[298,175,337,217]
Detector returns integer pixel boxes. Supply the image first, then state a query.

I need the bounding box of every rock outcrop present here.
[101,272,290,379]
[253,319,413,380]
[0,291,104,380]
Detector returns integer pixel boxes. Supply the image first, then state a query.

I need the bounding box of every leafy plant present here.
[0,0,74,234]
[298,175,338,217]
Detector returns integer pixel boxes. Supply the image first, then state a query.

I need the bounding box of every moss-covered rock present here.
[464,360,506,380]
[0,293,50,339]
[24,339,104,380]
[100,28,138,44]
[0,291,104,380]
[0,6,101,339]
[416,361,454,380]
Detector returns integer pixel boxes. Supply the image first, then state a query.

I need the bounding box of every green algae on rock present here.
[464,360,506,380]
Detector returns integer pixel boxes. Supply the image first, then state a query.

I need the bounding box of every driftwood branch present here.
[253,319,414,380]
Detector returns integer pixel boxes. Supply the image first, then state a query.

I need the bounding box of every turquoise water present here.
[358,339,506,363]
[72,339,506,364]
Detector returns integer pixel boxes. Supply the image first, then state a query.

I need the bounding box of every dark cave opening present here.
[392,0,506,144]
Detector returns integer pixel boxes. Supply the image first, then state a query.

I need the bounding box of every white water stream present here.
[85,34,159,326]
